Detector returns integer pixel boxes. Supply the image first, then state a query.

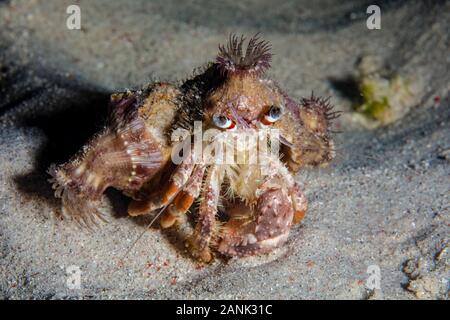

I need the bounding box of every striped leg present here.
[128,158,195,216]
[160,165,206,228]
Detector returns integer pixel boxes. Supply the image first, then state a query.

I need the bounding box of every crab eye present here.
[213,114,235,130]
[267,105,283,121]
[260,105,283,126]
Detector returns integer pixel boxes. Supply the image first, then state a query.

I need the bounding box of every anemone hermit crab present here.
[49,35,337,262]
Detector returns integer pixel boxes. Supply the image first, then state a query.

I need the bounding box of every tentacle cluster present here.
[300,94,341,125]
[48,163,106,227]
[216,34,272,76]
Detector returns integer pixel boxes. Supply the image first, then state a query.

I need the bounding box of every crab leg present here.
[258,157,309,224]
[187,165,221,262]
[128,157,195,216]
[217,174,294,257]
[159,165,206,228]
[217,157,307,257]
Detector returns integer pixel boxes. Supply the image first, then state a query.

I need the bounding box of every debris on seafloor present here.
[351,55,419,128]
[402,245,449,299]
[437,147,450,162]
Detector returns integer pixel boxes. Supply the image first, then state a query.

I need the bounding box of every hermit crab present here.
[49,35,337,262]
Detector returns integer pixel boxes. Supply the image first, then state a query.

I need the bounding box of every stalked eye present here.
[268,105,283,121]
[213,114,236,130]
[260,105,283,126]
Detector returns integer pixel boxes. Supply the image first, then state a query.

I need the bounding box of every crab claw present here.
[217,187,294,257]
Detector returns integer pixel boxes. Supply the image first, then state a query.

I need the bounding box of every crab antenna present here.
[118,198,178,266]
